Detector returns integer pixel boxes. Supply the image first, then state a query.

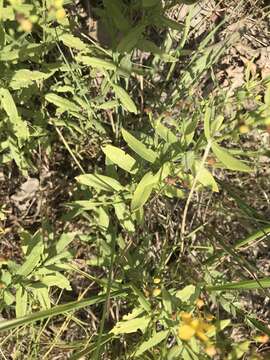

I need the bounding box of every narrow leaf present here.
[113,85,137,113]
[122,128,157,163]
[207,277,270,291]
[212,143,252,172]
[76,173,124,192]
[102,145,137,174]
[131,172,156,211]
[0,290,126,332]
[45,93,81,113]
[135,330,169,357]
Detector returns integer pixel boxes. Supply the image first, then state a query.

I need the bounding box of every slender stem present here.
[180,141,212,252]
[93,230,116,360]
[55,126,85,174]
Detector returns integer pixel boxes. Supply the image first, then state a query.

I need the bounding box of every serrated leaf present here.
[76,55,117,71]
[134,330,169,357]
[122,128,157,163]
[110,316,150,335]
[113,85,137,113]
[212,143,252,172]
[131,172,156,211]
[102,145,137,174]
[76,173,124,192]
[45,93,81,113]
[60,33,87,51]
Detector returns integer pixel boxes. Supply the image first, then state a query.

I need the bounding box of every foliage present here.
[0,0,270,359]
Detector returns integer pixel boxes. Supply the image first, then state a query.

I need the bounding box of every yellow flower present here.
[205,345,217,357]
[178,313,215,343]
[152,288,161,297]
[153,278,161,284]
[178,324,196,340]
[179,311,192,323]
[55,8,66,21]
[239,125,250,134]
[20,19,33,32]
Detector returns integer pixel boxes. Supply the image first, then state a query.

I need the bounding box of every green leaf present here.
[117,24,145,53]
[59,33,88,51]
[76,55,117,71]
[134,330,169,357]
[4,290,15,306]
[194,161,219,192]
[139,39,176,62]
[41,273,71,290]
[104,0,130,32]
[0,23,5,49]
[15,286,28,317]
[130,285,151,313]
[131,172,156,211]
[10,69,52,89]
[0,290,126,332]
[175,284,196,302]
[110,316,150,335]
[235,225,270,249]
[16,242,44,277]
[207,319,231,337]
[158,15,183,31]
[122,128,157,163]
[102,145,137,174]
[207,277,270,291]
[45,93,81,113]
[0,88,29,142]
[113,85,137,113]
[55,232,76,253]
[33,286,51,309]
[168,345,184,360]
[76,173,124,192]
[212,143,252,172]
[155,121,178,144]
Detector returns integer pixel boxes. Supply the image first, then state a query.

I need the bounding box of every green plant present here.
[0,0,270,359]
